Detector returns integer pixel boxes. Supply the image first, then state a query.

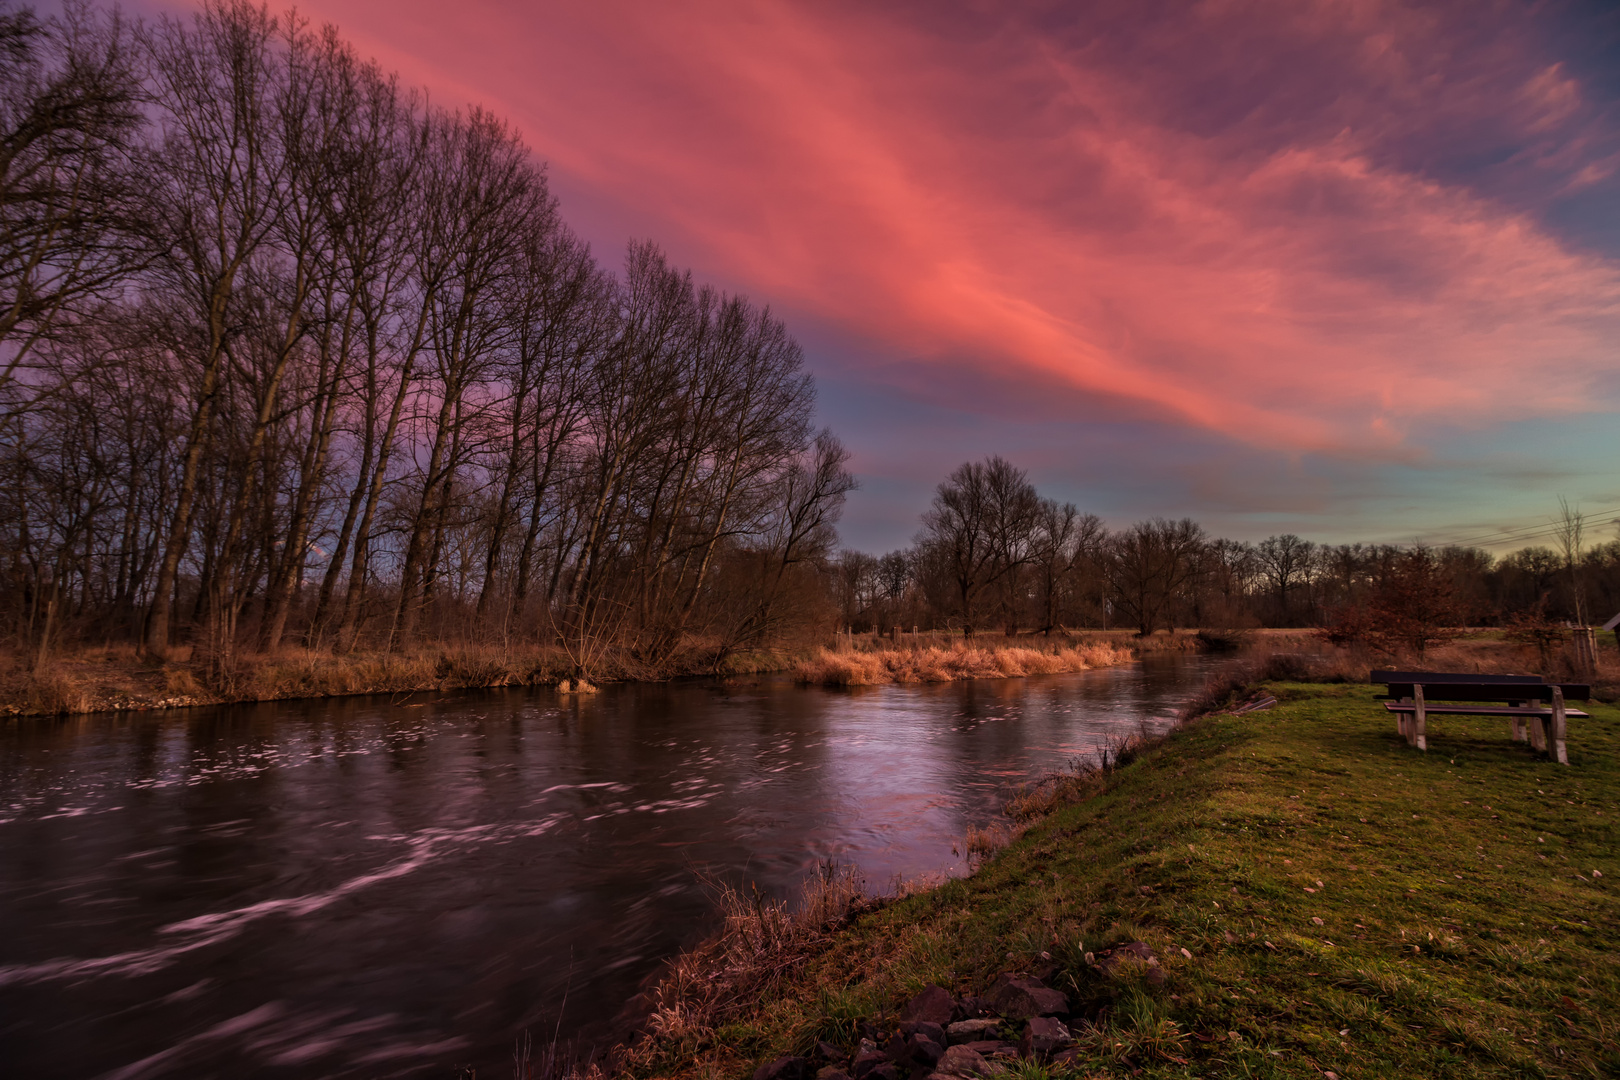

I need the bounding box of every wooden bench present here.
[1371,670,1589,765]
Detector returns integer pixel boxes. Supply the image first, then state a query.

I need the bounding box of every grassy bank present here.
[629,678,1619,1079]
[0,641,803,717]
[0,635,1147,717]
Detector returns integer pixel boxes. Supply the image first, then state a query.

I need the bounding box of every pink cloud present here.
[287,0,1620,457]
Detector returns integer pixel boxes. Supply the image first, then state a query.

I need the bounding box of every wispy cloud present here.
[277,0,1620,538]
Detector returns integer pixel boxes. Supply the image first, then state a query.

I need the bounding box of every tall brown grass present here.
[3,665,93,715]
[794,640,1133,686]
[1002,730,1157,824]
[626,863,873,1068]
[0,637,815,717]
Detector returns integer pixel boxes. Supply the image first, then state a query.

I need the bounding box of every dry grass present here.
[10,664,93,715]
[1003,731,1157,823]
[0,643,586,716]
[962,821,1013,859]
[794,640,1133,686]
[0,636,816,717]
[624,863,875,1070]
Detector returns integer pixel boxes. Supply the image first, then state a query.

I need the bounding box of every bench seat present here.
[1381,702,1589,719]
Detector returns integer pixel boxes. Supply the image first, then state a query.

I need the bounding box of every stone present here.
[899,1021,947,1047]
[864,1066,903,1080]
[986,975,1069,1020]
[901,984,957,1025]
[933,1045,992,1077]
[851,1050,888,1079]
[816,1070,852,1080]
[899,1033,944,1067]
[961,1041,1017,1060]
[1020,1017,1074,1059]
[945,1019,1001,1044]
[959,995,993,1018]
[755,1057,812,1080]
[814,1041,847,1063]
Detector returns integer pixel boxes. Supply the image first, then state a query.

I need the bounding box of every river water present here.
[0,653,1224,1078]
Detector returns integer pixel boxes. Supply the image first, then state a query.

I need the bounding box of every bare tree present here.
[1555,496,1587,627]
[139,0,287,660]
[1030,499,1103,634]
[1105,518,1207,636]
[915,456,1037,636]
[0,0,144,409]
[1256,533,1316,626]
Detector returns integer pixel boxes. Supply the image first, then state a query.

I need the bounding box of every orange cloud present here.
[289,0,1620,457]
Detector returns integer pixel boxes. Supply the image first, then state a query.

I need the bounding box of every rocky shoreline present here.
[751,945,1168,1080]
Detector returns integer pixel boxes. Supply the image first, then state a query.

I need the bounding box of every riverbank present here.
[623,675,1619,1079]
[0,641,802,717]
[1,635,1153,717]
[6,630,1605,719]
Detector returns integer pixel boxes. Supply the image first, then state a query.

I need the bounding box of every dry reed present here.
[794,640,1133,687]
[626,863,873,1069]
[1003,731,1156,823]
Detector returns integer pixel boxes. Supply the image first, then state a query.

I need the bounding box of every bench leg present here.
[1413,686,1427,751]
[1529,715,1547,753]
[1552,687,1568,765]
[1510,715,1526,742]
[1397,697,1410,742]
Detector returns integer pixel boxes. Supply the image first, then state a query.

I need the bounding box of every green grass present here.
[641,683,1620,1079]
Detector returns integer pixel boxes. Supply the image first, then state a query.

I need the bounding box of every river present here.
[0,653,1225,1078]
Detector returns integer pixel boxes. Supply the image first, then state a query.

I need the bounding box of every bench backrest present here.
[1371,670,1544,685]
[1382,681,1591,703]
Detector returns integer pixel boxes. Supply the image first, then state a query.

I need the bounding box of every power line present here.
[1380,504,1620,550]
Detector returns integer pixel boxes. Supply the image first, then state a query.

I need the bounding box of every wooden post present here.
[1510,702,1527,742]
[1529,705,1548,753]
[1397,696,1411,740]
[890,625,899,642]
[1572,628,1597,680]
[1551,685,1568,765]
[1412,684,1427,751]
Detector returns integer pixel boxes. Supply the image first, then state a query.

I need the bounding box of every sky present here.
[150,0,1620,553]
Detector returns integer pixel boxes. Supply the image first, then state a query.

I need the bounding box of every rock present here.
[886,1032,943,1067]
[851,1050,888,1079]
[933,1045,992,1077]
[955,994,991,1018]
[816,1070,852,1080]
[899,1021,947,1047]
[945,1019,1001,1044]
[986,975,1069,1020]
[901,985,957,1025]
[814,1041,846,1063]
[1020,1017,1073,1059]
[961,1041,1017,1059]
[755,1057,812,1080]
[864,1066,903,1080]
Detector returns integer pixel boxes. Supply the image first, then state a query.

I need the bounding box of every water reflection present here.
[0,653,1222,1078]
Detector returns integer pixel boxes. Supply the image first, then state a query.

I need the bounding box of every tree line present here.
[837,456,1619,646]
[1,0,854,674]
